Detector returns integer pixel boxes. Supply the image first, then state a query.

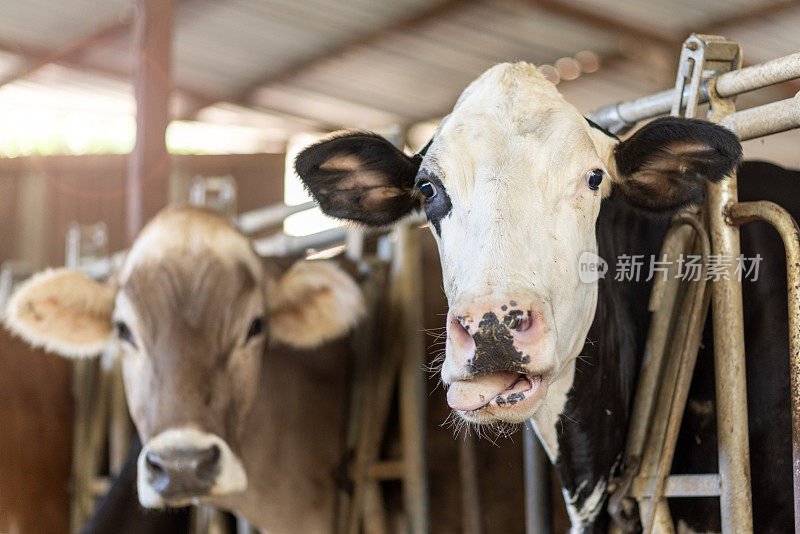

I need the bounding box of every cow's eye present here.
[246,317,265,341]
[115,321,136,348]
[586,169,604,191]
[418,181,437,201]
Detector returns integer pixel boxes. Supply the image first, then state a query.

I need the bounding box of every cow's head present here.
[4,207,364,507]
[295,63,740,426]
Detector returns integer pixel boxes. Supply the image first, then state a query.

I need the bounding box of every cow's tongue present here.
[447,371,532,411]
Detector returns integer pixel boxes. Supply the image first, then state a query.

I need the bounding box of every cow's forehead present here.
[119,207,263,285]
[119,252,258,350]
[423,62,597,194]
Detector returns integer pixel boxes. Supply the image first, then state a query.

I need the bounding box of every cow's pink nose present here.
[446,301,545,373]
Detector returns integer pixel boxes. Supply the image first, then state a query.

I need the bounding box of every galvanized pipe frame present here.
[595,34,800,534]
[727,200,800,532]
[587,51,800,134]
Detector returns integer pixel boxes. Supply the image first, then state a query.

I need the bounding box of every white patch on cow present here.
[429,63,606,422]
[119,207,263,285]
[563,479,607,533]
[530,359,575,461]
[137,427,247,508]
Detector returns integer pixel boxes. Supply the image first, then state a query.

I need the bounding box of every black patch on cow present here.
[294,131,422,226]
[416,171,452,235]
[552,161,798,531]
[613,117,742,213]
[553,194,669,532]
[495,392,524,406]
[584,117,620,141]
[466,311,530,376]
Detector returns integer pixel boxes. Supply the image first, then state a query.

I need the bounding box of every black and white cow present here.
[294,63,796,532]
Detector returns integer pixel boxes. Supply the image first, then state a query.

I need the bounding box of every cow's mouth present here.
[446,370,546,415]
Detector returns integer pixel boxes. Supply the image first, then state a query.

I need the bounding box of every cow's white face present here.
[4,207,365,508]
[295,62,741,430]
[419,65,613,423]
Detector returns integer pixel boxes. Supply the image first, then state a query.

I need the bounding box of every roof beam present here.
[182,0,476,119]
[0,14,132,88]
[701,0,800,32]
[529,0,677,49]
[0,37,335,130]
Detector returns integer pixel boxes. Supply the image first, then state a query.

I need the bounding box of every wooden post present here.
[127,0,172,240]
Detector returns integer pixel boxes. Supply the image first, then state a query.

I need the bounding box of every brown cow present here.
[4,206,365,532]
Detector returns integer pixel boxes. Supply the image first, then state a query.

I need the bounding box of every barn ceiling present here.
[0,0,798,139]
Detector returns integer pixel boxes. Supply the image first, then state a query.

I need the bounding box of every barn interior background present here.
[0,0,798,533]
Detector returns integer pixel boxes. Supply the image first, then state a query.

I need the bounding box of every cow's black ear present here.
[611,117,742,212]
[294,132,421,226]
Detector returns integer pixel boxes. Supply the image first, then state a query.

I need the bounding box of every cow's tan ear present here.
[268,260,364,349]
[4,268,115,358]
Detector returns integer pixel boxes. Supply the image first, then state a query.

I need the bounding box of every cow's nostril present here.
[512,315,533,332]
[145,451,165,474]
[197,445,221,482]
[449,313,472,343]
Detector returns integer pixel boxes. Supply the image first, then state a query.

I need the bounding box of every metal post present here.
[728,201,800,533]
[127,0,172,240]
[459,434,483,534]
[396,225,430,534]
[705,72,755,532]
[523,420,551,534]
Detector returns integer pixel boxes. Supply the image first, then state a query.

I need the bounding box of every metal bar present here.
[235,201,316,235]
[728,200,800,533]
[252,213,427,257]
[706,72,755,532]
[396,226,430,534]
[716,53,800,98]
[631,475,721,498]
[253,228,348,257]
[706,167,754,532]
[588,52,800,131]
[459,434,484,534]
[523,420,551,534]
[720,91,800,140]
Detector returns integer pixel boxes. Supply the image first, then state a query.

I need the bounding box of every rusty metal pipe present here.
[706,169,755,532]
[728,200,800,533]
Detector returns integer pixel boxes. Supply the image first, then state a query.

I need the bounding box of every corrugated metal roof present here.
[0,0,797,140]
[0,0,129,48]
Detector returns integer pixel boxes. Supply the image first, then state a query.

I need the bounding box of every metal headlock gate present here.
[583,35,800,533]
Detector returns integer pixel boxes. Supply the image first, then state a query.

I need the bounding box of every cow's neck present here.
[536,197,667,533]
[212,343,349,533]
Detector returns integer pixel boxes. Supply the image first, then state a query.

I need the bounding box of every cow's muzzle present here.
[442,299,554,422]
[145,445,219,498]
[137,427,247,507]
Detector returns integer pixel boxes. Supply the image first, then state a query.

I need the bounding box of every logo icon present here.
[578,251,608,283]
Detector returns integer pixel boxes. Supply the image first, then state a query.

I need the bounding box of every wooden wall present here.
[0,152,286,269]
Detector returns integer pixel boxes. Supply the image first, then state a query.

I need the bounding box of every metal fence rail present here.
[588,51,800,135]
